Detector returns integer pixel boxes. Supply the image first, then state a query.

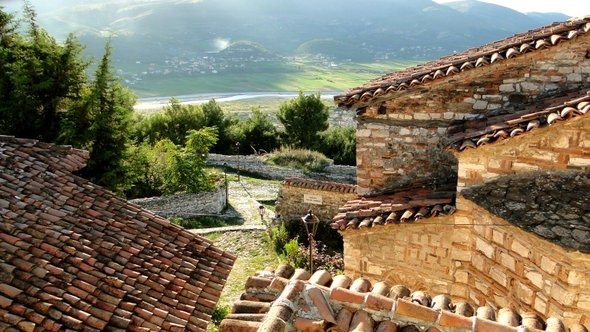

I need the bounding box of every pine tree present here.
[81,40,136,193]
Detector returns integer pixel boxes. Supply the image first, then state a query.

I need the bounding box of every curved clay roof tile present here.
[546,316,566,332]
[460,139,476,150]
[476,136,490,146]
[510,127,524,137]
[385,85,397,93]
[373,88,385,97]
[475,57,490,67]
[521,312,544,329]
[560,106,578,118]
[400,209,415,222]
[433,69,445,79]
[547,112,563,124]
[577,101,590,110]
[409,79,421,86]
[385,211,399,223]
[584,22,590,33]
[460,61,474,71]
[580,104,590,114]
[550,34,565,45]
[497,308,520,327]
[505,47,520,58]
[476,305,496,321]
[350,94,360,102]
[493,129,509,139]
[567,29,581,39]
[446,65,460,75]
[421,74,433,83]
[360,91,373,102]
[430,205,443,216]
[535,39,550,49]
[490,52,504,63]
[526,120,540,131]
[519,42,533,53]
[397,82,409,90]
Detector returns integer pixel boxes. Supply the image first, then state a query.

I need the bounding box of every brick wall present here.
[456,115,590,191]
[275,178,357,223]
[342,197,590,327]
[355,33,590,195]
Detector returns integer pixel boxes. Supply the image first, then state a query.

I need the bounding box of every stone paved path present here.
[189,178,279,235]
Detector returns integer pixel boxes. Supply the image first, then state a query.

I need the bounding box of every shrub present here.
[268,223,290,255]
[209,304,231,328]
[297,241,344,274]
[316,126,356,166]
[263,148,330,172]
[284,238,306,268]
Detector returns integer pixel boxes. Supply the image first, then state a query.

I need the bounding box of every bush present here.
[228,108,280,154]
[295,241,344,274]
[316,126,356,166]
[263,148,330,172]
[268,223,290,255]
[284,238,307,268]
[209,304,231,329]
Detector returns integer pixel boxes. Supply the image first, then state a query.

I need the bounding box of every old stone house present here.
[0,136,235,331]
[328,16,590,328]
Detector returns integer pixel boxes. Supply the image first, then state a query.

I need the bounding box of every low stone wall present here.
[207,153,356,184]
[130,184,227,218]
[275,178,357,223]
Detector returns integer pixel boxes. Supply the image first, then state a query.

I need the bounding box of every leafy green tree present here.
[164,127,218,194]
[202,99,236,154]
[132,98,206,145]
[277,92,329,148]
[229,108,280,154]
[80,41,136,193]
[316,126,356,165]
[0,4,87,141]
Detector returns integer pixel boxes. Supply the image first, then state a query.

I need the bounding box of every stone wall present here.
[130,184,227,218]
[355,33,590,195]
[275,178,357,223]
[456,115,590,191]
[341,196,590,327]
[207,153,356,184]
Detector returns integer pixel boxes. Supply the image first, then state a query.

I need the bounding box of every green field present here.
[129,59,421,98]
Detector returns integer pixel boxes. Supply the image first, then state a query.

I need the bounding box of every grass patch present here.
[169,216,242,229]
[263,148,330,172]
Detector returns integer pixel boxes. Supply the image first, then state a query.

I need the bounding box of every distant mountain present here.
[2,0,569,64]
[1,0,573,96]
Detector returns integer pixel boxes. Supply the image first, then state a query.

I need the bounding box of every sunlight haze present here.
[433,0,590,17]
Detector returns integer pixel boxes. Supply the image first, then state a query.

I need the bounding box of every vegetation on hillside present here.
[0,4,356,200]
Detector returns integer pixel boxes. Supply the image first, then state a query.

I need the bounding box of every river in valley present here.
[134,91,340,111]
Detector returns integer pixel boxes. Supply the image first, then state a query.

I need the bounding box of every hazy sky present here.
[433,0,590,17]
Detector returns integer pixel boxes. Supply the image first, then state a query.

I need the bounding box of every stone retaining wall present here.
[130,184,227,218]
[207,154,356,184]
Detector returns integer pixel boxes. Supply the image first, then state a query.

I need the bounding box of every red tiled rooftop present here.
[220,264,589,332]
[0,136,236,331]
[447,90,590,151]
[331,188,456,231]
[334,16,590,109]
[282,178,357,194]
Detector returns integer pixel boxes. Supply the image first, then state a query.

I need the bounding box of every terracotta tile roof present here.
[0,136,236,331]
[330,188,456,231]
[219,264,589,332]
[448,90,590,151]
[334,16,590,109]
[282,178,357,193]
